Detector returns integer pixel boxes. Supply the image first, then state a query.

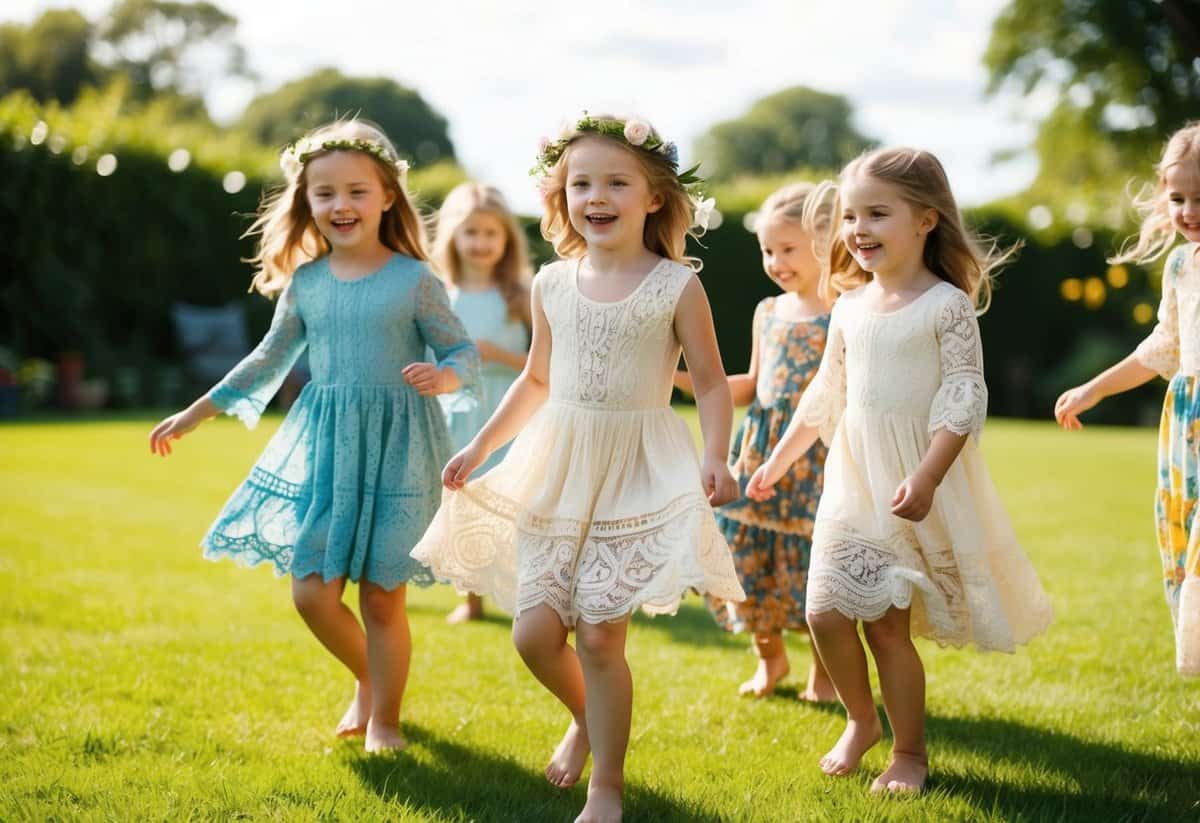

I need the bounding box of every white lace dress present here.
[795,281,1052,651]
[412,258,746,626]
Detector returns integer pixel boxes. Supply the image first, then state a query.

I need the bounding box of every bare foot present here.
[819,715,882,776]
[446,594,484,625]
[335,682,371,738]
[546,720,590,789]
[575,783,622,823]
[870,751,928,794]
[797,660,838,704]
[738,654,789,698]
[364,720,408,753]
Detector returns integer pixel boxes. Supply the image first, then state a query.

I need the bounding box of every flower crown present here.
[279,137,410,182]
[531,113,716,230]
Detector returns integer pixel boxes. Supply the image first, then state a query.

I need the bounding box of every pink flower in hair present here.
[623,119,651,147]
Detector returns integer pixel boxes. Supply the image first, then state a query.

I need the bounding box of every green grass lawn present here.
[1,413,1197,822]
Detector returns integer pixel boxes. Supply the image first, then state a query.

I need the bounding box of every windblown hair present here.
[244,118,428,297]
[824,147,1018,313]
[1111,121,1200,265]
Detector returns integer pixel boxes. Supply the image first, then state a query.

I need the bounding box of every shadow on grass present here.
[348,724,724,823]
[922,712,1199,821]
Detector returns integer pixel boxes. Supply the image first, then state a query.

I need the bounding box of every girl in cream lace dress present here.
[748,149,1052,795]
[413,115,742,823]
[1056,122,1200,677]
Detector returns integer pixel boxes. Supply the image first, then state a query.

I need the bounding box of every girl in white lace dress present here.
[747,148,1052,794]
[1055,123,1200,677]
[413,114,744,823]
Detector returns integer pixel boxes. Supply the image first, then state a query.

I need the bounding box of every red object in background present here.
[58,351,84,410]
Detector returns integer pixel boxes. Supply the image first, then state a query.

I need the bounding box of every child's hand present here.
[148,408,202,457]
[402,362,447,396]
[1053,383,1099,430]
[702,456,739,506]
[745,460,784,501]
[475,340,499,363]
[891,471,937,521]
[442,442,487,490]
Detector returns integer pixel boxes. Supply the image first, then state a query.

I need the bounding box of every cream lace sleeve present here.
[929,288,987,440]
[1134,247,1184,380]
[795,307,846,446]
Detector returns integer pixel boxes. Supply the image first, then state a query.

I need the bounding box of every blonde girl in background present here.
[677,182,837,702]
[149,119,478,753]
[414,113,744,823]
[432,182,533,624]
[748,148,1052,793]
[1055,122,1200,676]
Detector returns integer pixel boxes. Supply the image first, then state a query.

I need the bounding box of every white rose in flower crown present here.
[691,196,717,231]
[623,119,651,147]
[538,135,552,154]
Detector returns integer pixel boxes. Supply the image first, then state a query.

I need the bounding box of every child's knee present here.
[359,585,402,625]
[512,622,559,662]
[862,616,910,652]
[291,575,335,617]
[574,624,624,665]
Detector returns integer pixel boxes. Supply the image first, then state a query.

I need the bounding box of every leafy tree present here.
[95,0,251,104]
[235,68,455,162]
[985,0,1200,192]
[0,9,101,104]
[694,86,875,180]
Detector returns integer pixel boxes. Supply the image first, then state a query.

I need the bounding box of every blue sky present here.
[9,0,1043,212]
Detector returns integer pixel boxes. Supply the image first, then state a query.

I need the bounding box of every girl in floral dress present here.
[678,182,837,701]
[1056,122,1200,677]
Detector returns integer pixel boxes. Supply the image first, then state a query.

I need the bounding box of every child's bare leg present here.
[290,574,370,737]
[863,607,927,793]
[359,581,410,752]
[799,639,838,703]
[446,593,485,624]
[806,609,882,775]
[512,605,589,788]
[574,618,630,823]
[739,631,790,697]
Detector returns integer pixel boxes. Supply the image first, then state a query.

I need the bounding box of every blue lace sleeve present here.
[208,283,307,429]
[415,269,479,391]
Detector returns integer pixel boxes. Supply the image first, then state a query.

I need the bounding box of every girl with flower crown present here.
[431,182,534,624]
[413,114,743,823]
[149,118,478,753]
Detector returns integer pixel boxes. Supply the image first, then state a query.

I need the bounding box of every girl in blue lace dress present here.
[149,119,478,753]
[431,182,532,624]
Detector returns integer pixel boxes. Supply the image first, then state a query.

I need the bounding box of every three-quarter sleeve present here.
[415,269,480,391]
[928,288,987,440]
[1134,246,1185,380]
[208,283,307,429]
[795,306,847,446]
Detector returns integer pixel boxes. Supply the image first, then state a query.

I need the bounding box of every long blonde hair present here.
[431,182,533,328]
[824,147,1017,312]
[1112,121,1200,265]
[538,115,702,270]
[244,118,429,297]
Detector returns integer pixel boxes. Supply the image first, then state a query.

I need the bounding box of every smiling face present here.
[452,210,508,276]
[839,172,936,276]
[563,136,663,255]
[1165,161,1200,244]
[304,150,396,254]
[758,212,819,295]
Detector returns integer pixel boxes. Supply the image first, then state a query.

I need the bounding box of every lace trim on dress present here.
[928,289,987,439]
[795,318,846,446]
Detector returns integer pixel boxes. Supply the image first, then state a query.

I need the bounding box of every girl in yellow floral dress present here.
[1056,122,1200,676]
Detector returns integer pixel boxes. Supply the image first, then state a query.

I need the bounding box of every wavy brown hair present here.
[824,147,1018,312]
[244,118,429,297]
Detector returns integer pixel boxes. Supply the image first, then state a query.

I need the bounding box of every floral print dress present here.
[708,297,829,633]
